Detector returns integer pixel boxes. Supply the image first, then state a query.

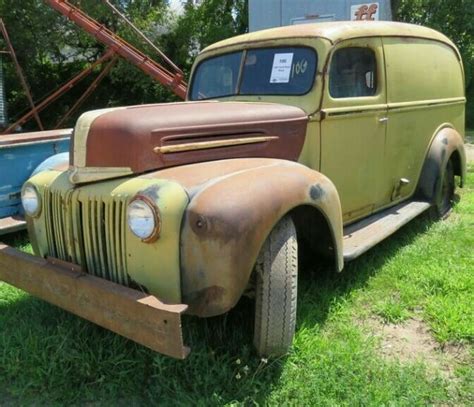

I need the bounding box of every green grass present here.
[467,129,474,143]
[1,166,473,405]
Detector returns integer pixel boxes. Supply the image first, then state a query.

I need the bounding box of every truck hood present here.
[70,101,308,184]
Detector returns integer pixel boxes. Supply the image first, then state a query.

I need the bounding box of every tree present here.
[164,0,248,74]
[0,0,174,129]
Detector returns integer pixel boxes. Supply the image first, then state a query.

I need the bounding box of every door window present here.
[329,47,377,98]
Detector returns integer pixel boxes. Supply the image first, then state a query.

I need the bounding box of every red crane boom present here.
[45,0,187,99]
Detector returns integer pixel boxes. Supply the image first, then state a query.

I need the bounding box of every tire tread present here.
[254,216,298,357]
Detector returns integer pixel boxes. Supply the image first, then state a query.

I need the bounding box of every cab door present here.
[320,38,387,223]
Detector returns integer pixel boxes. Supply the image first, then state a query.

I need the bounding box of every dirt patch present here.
[360,317,470,379]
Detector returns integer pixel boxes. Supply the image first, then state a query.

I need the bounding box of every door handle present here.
[379,117,389,123]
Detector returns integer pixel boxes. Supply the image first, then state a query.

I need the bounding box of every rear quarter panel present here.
[382,37,465,205]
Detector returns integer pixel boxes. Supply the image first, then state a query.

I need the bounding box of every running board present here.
[343,201,431,262]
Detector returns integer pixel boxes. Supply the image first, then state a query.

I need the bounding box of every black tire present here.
[433,159,455,219]
[254,216,298,357]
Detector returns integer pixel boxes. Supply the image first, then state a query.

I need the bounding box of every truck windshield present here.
[190,47,317,100]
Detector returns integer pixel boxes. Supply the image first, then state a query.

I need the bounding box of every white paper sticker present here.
[270,53,294,84]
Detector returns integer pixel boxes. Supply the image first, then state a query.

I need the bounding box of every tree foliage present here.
[392,0,474,126]
[0,0,174,130]
[163,0,247,75]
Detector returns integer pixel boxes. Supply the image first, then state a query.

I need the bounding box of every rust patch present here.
[179,159,344,317]
[309,183,324,200]
[141,184,162,202]
[189,213,209,234]
[186,285,226,315]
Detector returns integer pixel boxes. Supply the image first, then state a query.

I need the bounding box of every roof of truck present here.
[202,21,456,54]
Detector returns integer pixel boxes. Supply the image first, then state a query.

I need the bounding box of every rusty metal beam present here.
[0,19,44,131]
[46,0,187,99]
[103,0,183,75]
[55,54,119,129]
[0,243,190,359]
[2,49,115,135]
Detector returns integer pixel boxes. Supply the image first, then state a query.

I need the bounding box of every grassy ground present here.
[0,166,473,406]
[467,129,473,142]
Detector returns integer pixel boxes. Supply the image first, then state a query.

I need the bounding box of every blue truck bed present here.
[0,129,71,235]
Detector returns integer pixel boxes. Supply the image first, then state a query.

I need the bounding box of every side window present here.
[329,47,377,98]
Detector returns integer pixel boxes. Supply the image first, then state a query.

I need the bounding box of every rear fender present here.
[417,126,466,202]
[180,160,343,317]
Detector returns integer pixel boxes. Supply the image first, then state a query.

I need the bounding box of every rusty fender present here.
[417,126,466,202]
[179,159,343,317]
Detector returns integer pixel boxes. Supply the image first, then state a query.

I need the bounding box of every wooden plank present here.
[0,216,26,236]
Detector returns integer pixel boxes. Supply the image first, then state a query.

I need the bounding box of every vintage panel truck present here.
[0,22,466,358]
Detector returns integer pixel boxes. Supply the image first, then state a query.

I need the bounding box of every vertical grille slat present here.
[106,200,118,284]
[43,186,129,287]
[64,191,75,263]
[115,200,128,286]
[119,199,129,286]
[114,200,123,285]
[73,199,85,266]
[89,199,100,277]
[53,191,66,259]
[96,200,108,280]
[44,190,56,258]
[81,199,91,274]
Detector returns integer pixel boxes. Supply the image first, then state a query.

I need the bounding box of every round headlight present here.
[126,197,160,242]
[21,185,41,217]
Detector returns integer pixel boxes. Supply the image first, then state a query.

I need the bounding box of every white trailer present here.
[249,0,392,32]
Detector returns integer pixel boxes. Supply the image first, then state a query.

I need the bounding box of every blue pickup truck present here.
[0,129,71,235]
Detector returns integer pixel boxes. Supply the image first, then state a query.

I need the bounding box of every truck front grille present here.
[43,188,130,285]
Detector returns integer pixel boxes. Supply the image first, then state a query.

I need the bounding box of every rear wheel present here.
[253,216,298,357]
[433,159,455,219]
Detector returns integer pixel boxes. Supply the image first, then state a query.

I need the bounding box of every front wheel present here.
[253,216,298,357]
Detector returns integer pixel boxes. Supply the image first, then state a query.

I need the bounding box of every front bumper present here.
[0,243,190,359]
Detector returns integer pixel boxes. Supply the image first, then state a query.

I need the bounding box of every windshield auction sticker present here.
[270,53,294,83]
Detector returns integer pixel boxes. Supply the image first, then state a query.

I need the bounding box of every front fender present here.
[179,159,343,317]
[417,126,466,202]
